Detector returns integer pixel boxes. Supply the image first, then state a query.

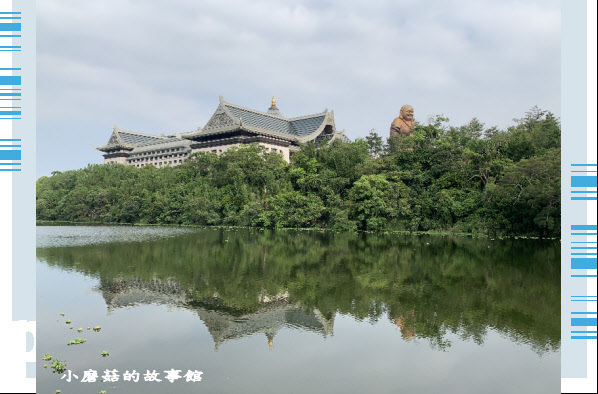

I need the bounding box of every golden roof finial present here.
[271,97,276,107]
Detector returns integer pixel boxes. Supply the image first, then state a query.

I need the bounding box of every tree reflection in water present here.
[37,228,560,353]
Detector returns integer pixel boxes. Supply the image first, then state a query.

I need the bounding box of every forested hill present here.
[37,107,561,237]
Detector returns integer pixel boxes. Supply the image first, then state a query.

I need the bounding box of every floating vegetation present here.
[65,319,71,324]
[100,391,107,394]
[77,328,83,332]
[42,353,52,361]
[67,338,86,346]
[93,326,102,332]
[44,364,47,368]
[59,313,64,316]
[51,359,67,374]
[69,326,73,329]
[87,327,91,330]
[56,390,61,394]
[101,350,109,357]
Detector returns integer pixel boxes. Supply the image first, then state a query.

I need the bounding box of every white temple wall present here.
[104,156,128,165]
[191,142,290,163]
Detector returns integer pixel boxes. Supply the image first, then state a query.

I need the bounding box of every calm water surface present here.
[36,226,560,394]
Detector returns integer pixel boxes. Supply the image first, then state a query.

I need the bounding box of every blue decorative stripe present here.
[0,145,21,147]
[0,68,21,70]
[0,163,20,165]
[572,331,598,333]
[572,275,598,277]
[572,197,598,200]
[572,253,598,256]
[572,191,598,193]
[0,94,21,97]
[572,164,598,166]
[572,247,598,249]
[0,139,21,141]
[0,111,20,115]
[572,176,598,187]
[0,76,21,85]
[0,35,21,37]
[0,12,21,14]
[571,318,597,326]
[0,169,21,171]
[572,233,598,235]
[571,225,597,230]
[572,336,597,339]
[572,312,598,315]
[0,23,21,31]
[0,150,21,160]
[571,258,597,269]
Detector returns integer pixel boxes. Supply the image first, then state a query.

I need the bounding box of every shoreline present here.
[35,220,560,241]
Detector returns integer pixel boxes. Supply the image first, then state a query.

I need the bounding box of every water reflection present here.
[95,278,334,349]
[37,227,560,353]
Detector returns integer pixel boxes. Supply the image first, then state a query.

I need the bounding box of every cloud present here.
[37,0,561,176]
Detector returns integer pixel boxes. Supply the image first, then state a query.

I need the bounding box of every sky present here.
[36,0,561,177]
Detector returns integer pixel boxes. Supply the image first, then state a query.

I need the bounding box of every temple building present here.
[96,96,348,166]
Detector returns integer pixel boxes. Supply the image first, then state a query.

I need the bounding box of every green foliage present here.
[487,148,560,237]
[36,108,561,237]
[349,174,410,231]
[66,338,86,346]
[37,229,560,353]
[51,359,67,374]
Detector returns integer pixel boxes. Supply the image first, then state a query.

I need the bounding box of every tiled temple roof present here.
[130,138,191,154]
[290,115,327,136]
[96,126,167,151]
[183,97,346,144]
[96,97,349,155]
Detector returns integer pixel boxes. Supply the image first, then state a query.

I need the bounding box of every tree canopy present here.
[37,107,561,237]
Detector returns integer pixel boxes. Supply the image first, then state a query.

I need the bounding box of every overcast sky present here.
[36,0,561,177]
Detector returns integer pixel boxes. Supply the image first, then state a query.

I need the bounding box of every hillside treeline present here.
[37,107,561,237]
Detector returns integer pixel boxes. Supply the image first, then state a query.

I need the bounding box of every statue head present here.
[399,105,414,122]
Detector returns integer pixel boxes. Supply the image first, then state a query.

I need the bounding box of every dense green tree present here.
[36,108,562,237]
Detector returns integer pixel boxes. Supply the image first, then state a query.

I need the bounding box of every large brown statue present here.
[390,105,415,137]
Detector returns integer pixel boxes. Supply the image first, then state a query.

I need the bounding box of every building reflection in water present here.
[95,278,335,350]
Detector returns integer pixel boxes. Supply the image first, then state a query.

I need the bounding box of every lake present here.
[36,226,560,393]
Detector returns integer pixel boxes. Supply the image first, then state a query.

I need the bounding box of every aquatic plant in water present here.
[93,326,101,332]
[67,338,86,346]
[65,319,71,324]
[51,359,67,374]
[101,350,109,357]
[42,353,52,361]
